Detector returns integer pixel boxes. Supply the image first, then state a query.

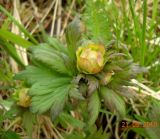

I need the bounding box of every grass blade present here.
[0,5,38,45]
[0,39,25,67]
[0,29,34,48]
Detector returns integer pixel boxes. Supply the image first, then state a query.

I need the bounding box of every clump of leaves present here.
[14,9,138,129]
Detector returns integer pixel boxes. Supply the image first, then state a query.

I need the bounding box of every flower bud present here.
[76,44,105,74]
[17,89,31,108]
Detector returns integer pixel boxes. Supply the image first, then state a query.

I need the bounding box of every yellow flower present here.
[76,44,105,74]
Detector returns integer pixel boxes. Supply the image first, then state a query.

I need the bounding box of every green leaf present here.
[148,100,160,122]
[0,100,14,111]
[14,66,60,85]
[43,34,68,54]
[100,87,126,118]
[132,128,149,138]
[63,133,84,139]
[1,131,21,139]
[69,84,84,100]
[84,0,112,43]
[145,128,160,139]
[86,127,110,139]
[58,112,85,129]
[66,17,81,59]
[0,39,25,67]
[87,90,100,126]
[22,111,36,138]
[31,45,72,75]
[0,29,34,48]
[86,75,99,96]
[134,114,149,122]
[50,97,65,121]
[29,77,72,114]
[29,77,71,96]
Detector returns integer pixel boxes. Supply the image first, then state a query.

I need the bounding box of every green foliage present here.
[63,126,110,139]
[0,107,18,127]
[14,42,77,115]
[0,29,34,48]
[0,5,38,44]
[22,111,36,138]
[31,44,73,75]
[0,107,21,139]
[0,130,21,139]
[58,112,85,129]
[148,100,160,122]
[145,128,160,139]
[64,133,84,139]
[100,87,126,118]
[87,90,100,127]
[43,34,68,54]
[66,17,81,59]
[84,0,112,43]
[86,127,110,139]
[68,83,84,100]
[0,38,25,67]
[29,77,72,114]
[14,66,58,85]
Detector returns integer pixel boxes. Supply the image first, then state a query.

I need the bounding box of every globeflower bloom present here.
[76,44,106,74]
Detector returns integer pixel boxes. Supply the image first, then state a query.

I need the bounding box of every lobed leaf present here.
[31,45,72,75]
[66,17,81,60]
[58,112,85,129]
[100,86,126,118]
[43,34,68,54]
[29,78,72,114]
[87,90,101,127]
[14,66,59,85]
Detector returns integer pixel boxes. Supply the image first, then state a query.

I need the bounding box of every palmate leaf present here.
[58,112,85,129]
[66,17,81,59]
[84,0,112,43]
[29,77,72,114]
[43,34,68,55]
[68,84,84,100]
[88,90,101,127]
[15,64,73,115]
[31,44,73,76]
[29,78,71,96]
[14,65,59,85]
[86,75,99,96]
[50,97,66,121]
[100,87,126,118]
[104,59,140,88]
